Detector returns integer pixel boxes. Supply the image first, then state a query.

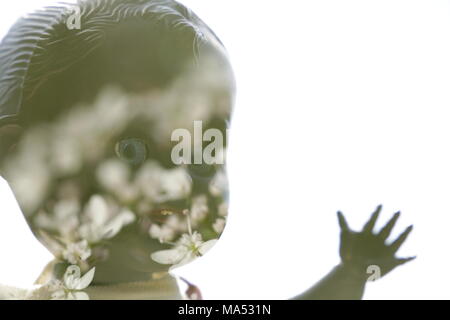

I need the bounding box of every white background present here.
[1,0,450,299]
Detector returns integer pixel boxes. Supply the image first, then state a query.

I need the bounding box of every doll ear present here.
[0,124,22,168]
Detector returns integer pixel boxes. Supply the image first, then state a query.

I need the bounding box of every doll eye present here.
[115,138,147,165]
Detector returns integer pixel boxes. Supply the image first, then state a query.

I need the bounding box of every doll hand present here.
[337,205,415,280]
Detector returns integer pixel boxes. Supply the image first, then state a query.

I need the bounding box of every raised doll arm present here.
[293,205,415,300]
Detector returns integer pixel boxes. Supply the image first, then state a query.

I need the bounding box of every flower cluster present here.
[151,210,218,270]
[23,265,96,300]
[2,66,231,280]
[49,265,96,300]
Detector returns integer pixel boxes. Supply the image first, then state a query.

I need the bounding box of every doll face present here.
[0,45,234,280]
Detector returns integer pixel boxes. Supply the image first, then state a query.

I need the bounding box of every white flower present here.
[37,233,91,266]
[93,87,132,133]
[218,201,228,217]
[34,198,80,235]
[50,134,82,175]
[96,159,139,202]
[149,223,177,242]
[21,280,63,300]
[136,161,191,202]
[151,232,217,270]
[2,126,52,214]
[212,218,226,234]
[151,213,217,270]
[79,195,135,243]
[4,162,50,215]
[51,265,95,300]
[96,159,130,190]
[62,240,92,265]
[209,170,228,197]
[190,195,208,223]
[165,214,188,233]
[148,212,190,243]
[158,167,192,201]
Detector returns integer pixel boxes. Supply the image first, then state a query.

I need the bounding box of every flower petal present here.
[63,265,81,289]
[75,267,96,290]
[151,248,186,265]
[169,251,197,271]
[85,195,109,226]
[102,209,135,239]
[199,239,218,255]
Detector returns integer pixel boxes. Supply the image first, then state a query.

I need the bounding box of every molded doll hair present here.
[0,0,230,127]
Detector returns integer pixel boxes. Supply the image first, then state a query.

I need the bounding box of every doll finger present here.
[390,225,413,252]
[363,204,382,233]
[378,211,400,240]
[337,211,349,231]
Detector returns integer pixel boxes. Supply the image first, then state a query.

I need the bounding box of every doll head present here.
[0,0,234,283]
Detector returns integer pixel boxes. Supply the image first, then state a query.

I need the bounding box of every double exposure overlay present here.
[0,0,421,301]
[0,0,234,299]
